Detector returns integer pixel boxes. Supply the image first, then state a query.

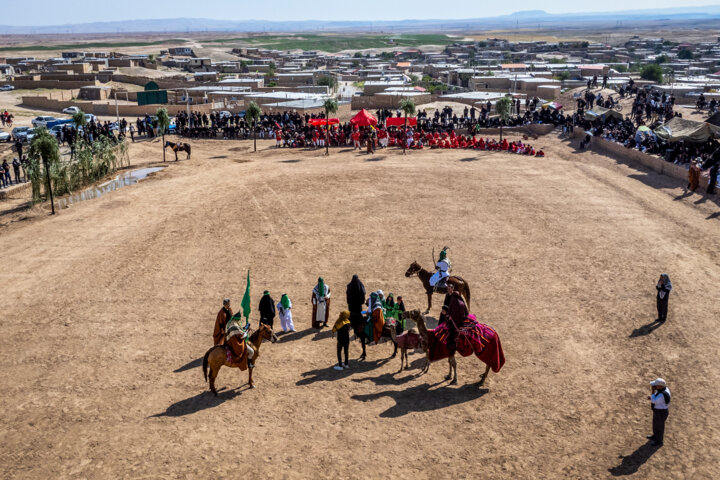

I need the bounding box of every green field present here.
[204,34,454,52]
[0,39,188,53]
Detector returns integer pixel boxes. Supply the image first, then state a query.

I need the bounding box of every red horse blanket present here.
[427,315,505,373]
[395,330,421,350]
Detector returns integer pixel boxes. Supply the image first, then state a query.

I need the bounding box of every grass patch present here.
[0,39,188,53]
[204,34,452,52]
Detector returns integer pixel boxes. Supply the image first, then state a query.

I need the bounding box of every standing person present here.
[14,140,23,164]
[346,275,366,314]
[395,295,406,336]
[12,157,22,184]
[647,378,671,446]
[213,298,233,345]
[2,159,11,186]
[277,293,295,333]
[656,274,672,322]
[311,277,331,329]
[332,311,351,370]
[707,161,719,194]
[688,159,701,191]
[129,124,135,142]
[258,290,276,328]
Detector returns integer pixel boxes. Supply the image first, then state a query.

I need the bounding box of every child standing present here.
[277,294,294,333]
[332,311,351,370]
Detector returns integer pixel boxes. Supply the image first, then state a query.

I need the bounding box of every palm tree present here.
[246,101,262,152]
[495,96,513,142]
[322,98,339,156]
[28,127,60,215]
[399,97,416,155]
[156,107,170,162]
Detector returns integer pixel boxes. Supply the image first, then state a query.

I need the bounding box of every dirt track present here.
[1,134,719,479]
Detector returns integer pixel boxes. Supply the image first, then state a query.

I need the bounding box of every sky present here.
[4,0,720,25]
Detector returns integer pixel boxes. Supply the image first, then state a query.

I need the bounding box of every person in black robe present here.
[346,274,367,341]
[258,291,276,328]
[707,161,719,194]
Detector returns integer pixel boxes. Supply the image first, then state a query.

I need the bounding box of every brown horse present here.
[403,310,492,386]
[350,312,398,360]
[164,141,191,161]
[405,261,471,314]
[202,323,277,394]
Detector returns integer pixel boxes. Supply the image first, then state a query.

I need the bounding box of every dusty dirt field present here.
[1,133,719,479]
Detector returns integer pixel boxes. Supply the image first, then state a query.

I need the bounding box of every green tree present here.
[156,107,170,161]
[353,52,363,58]
[71,110,86,144]
[27,127,60,214]
[678,49,693,60]
[655,55,669,64]
[640,64,664,83]
[555,70,571,88]
[246,101,262,152]
[399,97,416,155]
[322,98,339,156]
[317,75,338,93]
[495,96,513,142]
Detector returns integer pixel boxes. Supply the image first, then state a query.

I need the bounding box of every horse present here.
[164,141,191,161]
[202,323,277,395]
[403,310,501,386]
[405,261,471,314]
[350,311,397,361]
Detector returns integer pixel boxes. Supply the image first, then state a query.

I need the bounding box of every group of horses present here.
[200,261,500,395]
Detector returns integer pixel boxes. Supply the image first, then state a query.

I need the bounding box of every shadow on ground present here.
[150,386,251,417]
[297,358,391,386]
[629,319,665,338]
[608,441,661,476]
[174,357,203,373]
[351,382,488,417]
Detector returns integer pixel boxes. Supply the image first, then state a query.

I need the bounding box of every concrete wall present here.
[20,96,213,117]
[574,129,710,189]
[10,79,97,89]
[351,93,436,110]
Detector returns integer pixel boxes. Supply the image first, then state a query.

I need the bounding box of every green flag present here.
[241,269,251,322]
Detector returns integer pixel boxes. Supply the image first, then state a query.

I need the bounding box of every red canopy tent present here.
[308,118,340,126]
[386,117,417,127]
[350,109,378,127]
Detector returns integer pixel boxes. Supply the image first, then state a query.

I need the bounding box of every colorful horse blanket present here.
[456,316,505,373]
[395,329,421,350]
[427,316,505,372]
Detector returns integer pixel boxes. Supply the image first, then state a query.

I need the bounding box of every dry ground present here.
[0,133,719,479]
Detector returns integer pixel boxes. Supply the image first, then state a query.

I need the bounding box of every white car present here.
[49,124,67,137]
[218,111,232,118]
[12,126,32,141]
[25,128,36,142]
[31,116,58,128]
[0,85,14,91]
[62,106,80,114]
[84,113,97,124]
[0,129,10,142]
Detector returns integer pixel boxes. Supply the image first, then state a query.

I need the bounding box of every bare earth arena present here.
[1,133,719,479]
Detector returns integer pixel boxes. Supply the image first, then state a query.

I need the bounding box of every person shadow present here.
[297,358,391,386]
[278,327,319,343]
[351,382,488,418]
[629,319,665,338]
[608,441,661,476]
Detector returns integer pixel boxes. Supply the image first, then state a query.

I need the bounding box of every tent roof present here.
[654,117,717,143]
[350,109,378,126]
[584,106,623,121]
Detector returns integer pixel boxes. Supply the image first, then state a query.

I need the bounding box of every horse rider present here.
[429,247,451,289]
[213,298,233,345]
[225,317,255,369]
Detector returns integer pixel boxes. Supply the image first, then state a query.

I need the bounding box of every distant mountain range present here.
[3,6,720,34]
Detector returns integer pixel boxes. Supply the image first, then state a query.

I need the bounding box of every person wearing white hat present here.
[647,378,671,446]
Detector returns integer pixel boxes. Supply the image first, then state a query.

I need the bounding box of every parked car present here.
[25,128,36,143]
[49,124,67,137]
[62,106,80,114]
[12,126,32,141]
[0,129,10,142]
[31,116,58,128]
[218,111,232,119]
[84,113,97,123]
[0,85,14,91]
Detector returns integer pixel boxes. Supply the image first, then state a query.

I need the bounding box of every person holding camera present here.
[647,378,671,447]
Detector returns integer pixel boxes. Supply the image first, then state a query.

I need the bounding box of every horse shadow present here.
[629,319,665,338]
[149,386,250,418]
[311,329,334,341]
[608,441,661,476]
[297,358,390,386]
[173,357,203,373]
[365,156,385,162]
[351,382,488,418]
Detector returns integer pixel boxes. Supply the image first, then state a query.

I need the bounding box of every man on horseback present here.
[226,317,255,369]
[429,247,451,289]
[213,298,233,345]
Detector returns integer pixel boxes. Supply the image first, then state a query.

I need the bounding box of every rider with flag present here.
[429,247,451,289]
